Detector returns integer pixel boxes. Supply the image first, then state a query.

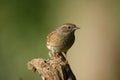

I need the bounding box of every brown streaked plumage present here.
[46,23,79,57]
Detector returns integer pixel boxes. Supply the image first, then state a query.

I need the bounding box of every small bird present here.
[46,23,79,58]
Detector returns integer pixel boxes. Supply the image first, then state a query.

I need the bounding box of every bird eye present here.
[68,26,71,29]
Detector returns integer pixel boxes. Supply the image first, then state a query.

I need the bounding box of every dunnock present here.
[46,23,79,58]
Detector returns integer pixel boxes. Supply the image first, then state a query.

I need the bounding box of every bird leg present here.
[48,51,55,59]
[49,51,68,64]
[57,52,68,64]
[48,51,62,59]
[61,52,68,64]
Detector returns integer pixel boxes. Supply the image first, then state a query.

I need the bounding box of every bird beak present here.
[74,26,80,30]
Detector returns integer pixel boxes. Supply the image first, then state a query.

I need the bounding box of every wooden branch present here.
[27,53,76,80]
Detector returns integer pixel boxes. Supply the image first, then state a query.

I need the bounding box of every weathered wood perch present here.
[27,53,76,80]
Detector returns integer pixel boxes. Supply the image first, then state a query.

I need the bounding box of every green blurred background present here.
[0,0,119,80]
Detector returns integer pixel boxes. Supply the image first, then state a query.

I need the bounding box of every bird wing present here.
[46,30,63,47]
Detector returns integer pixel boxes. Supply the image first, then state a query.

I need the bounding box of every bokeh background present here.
[0,0,119,80]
